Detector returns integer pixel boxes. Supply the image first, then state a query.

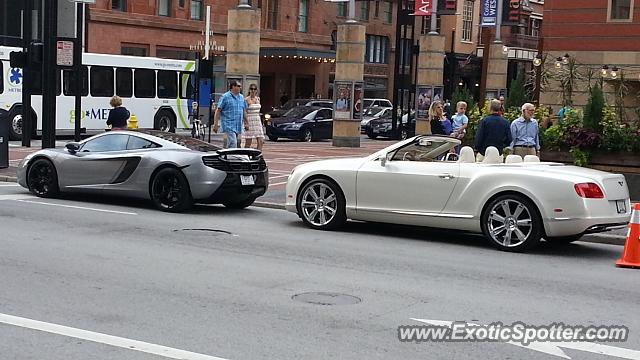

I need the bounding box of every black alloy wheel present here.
[27,158,59,198]
[150,168,192,212]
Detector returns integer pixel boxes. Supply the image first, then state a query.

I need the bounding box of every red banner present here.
[414,0,432,16]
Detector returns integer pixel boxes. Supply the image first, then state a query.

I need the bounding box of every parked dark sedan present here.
[265,106,333,142]
[366,112,415,140]
[265,98,333,119]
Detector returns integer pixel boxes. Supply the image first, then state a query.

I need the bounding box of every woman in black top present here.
[106,95,130,130]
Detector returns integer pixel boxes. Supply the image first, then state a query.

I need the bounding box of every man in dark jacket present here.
[474,99,512,159]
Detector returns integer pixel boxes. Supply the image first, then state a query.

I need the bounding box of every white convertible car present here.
[285,136,632,252]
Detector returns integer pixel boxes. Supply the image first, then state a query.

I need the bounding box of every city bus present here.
[0,45,196,140]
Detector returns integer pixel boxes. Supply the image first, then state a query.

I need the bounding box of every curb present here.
[0,174,628,246]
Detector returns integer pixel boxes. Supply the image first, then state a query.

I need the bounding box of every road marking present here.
[412,319,640,359]
[270,181,288,186]
[0,194,33,200]
[0,312,229,360]
[0,183,21,187]
[15,199,138,215]
[269,174,290,179]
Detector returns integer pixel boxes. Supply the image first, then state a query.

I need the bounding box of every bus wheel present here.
[154,110,176,133]
[7,108,24,141]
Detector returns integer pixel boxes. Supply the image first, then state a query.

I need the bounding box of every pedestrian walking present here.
[106,95,130,131]
[213,80,249,149]
[509,103,540,158]
[498,95,506,116]
[429,100,452,136]
[244,84,265,151]
[474,99,512,161]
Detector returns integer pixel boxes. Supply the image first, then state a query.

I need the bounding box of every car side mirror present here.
[66,142,80,154]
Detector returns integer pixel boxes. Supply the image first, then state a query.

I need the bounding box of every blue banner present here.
[481,0,498,26]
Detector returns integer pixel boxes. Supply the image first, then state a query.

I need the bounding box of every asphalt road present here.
[0,183,638,360]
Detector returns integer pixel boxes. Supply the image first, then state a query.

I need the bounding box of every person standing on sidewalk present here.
[509,103,540,159]
[243,84,265,151]
[474,99,512,161]
[106,96,130,131]
[213,81,249,148]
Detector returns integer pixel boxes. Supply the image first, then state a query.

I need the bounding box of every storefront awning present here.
[260,47,336,60]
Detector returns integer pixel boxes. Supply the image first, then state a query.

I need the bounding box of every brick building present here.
[541,0,640,114]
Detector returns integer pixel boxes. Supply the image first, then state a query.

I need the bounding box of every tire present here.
[150,168,192,212]
[296,178,346,230]
[302,128,313,142]
[480,194,543,252]
[154,110,176,133]
[27,158,59,198]
[546,234,583,244]
[399,128,409,140]
[268,135,278,142]
[223,197,256,209]
[366,132,378,139]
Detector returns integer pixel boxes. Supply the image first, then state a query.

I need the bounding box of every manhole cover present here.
[292,292,361,305]
[172,229,234,236]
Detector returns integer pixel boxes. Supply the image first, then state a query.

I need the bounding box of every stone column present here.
[415,33,445,135]
[485,41,508,97]
[332,23,365,148]
[226,7,261,90]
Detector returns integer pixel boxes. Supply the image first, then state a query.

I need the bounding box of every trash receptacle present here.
[0,109,8,169]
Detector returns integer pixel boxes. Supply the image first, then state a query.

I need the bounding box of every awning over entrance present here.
[260,47,335,61]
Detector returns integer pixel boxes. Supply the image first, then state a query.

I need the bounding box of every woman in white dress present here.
[244,84,265,150]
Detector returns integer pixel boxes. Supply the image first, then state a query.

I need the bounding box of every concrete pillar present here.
[485,41,508,96]
[226,7,261,90]
[415,34,445,135]
[332,23,365,147]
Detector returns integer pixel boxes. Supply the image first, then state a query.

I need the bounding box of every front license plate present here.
[240,175,255,186]
[616,200,627,214]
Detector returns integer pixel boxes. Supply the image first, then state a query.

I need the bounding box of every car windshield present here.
[281,99,310,110]
[364,106,387,116]
[138,130,222,152]
[363,100,374,108]
[283,106,317,118]
[390,137,459,162]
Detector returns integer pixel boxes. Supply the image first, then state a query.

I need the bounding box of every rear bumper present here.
[545,215,631,236]
[265,126,303,139]
[200,170,268,204]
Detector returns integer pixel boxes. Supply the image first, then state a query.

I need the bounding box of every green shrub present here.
[540,124,563,151]
[583,85,604,132]
[506,72,528,109]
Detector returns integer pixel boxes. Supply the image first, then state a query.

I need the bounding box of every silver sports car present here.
[17,130,268,212]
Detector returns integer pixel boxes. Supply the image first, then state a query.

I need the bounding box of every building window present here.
[365,35,389,64]
[462,0,473,41]
[191,0,202,20]
[360,0,370,21]
[337,2,347,17]
[421,15,441,34]
[158,0,172,17]
[112,0,126,11]
[121,45,148,57]
[382,1,392,23]
[298,0,308,32]
[529,18,540,37]
[609,0,633,20]
[266,0,278,29]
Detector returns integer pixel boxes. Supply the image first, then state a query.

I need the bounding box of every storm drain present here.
[172,228,235,236]
[292,292,361,306]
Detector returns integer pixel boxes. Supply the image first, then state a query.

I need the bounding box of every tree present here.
[506,72,528,109]
[583,85,605,133]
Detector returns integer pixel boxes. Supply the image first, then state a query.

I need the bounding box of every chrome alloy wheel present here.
[300,182,338,226]
[486,199,533,248]
[12,114,23,136]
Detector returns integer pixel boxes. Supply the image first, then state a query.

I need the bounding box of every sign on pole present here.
[56,40,73,66]
[414,0,432,16]
[481,0,498,26]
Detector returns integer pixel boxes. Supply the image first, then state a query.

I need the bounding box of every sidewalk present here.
[1,135,633,246]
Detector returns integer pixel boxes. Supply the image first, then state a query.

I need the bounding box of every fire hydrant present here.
[127,114,138,130]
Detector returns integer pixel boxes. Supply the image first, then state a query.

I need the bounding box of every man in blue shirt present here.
[509,103,540,159]
[213,80,249,148]
[474,99,512,160]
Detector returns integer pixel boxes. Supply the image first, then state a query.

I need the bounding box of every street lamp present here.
[601,65,609,78]
[533,54,542,67]
[610,66,619,79]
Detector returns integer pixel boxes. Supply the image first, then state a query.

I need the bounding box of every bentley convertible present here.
[285,136,631,252]
[17,131,268,212]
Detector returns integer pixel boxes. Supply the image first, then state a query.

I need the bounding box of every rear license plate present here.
[240,175,255,186]
[616,200,627,214]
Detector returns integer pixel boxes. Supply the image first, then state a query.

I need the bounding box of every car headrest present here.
[458,146,476,163]
[524,154,540,162]
[505,154,523,163]
[482,147,502,164]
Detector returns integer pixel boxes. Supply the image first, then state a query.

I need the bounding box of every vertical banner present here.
[416,86,433,119]
[414,0,432,16]
[438,0,457,15]
[481,0,498,26]
[503,0,522,25]
[353,83,363,120]
[334,81,352,120]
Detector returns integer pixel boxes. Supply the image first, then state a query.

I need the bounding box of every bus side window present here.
[0,61,4,94]
[90,66,114,98]
[134,69,155,98]
[63,66,88,96]
[116,68,133,98]
[180,72,195,99]
[157,70,177,99]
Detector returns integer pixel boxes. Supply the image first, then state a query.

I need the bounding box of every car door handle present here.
[438,174,454,180]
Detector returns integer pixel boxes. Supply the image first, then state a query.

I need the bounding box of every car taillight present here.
[574,183,605,199]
